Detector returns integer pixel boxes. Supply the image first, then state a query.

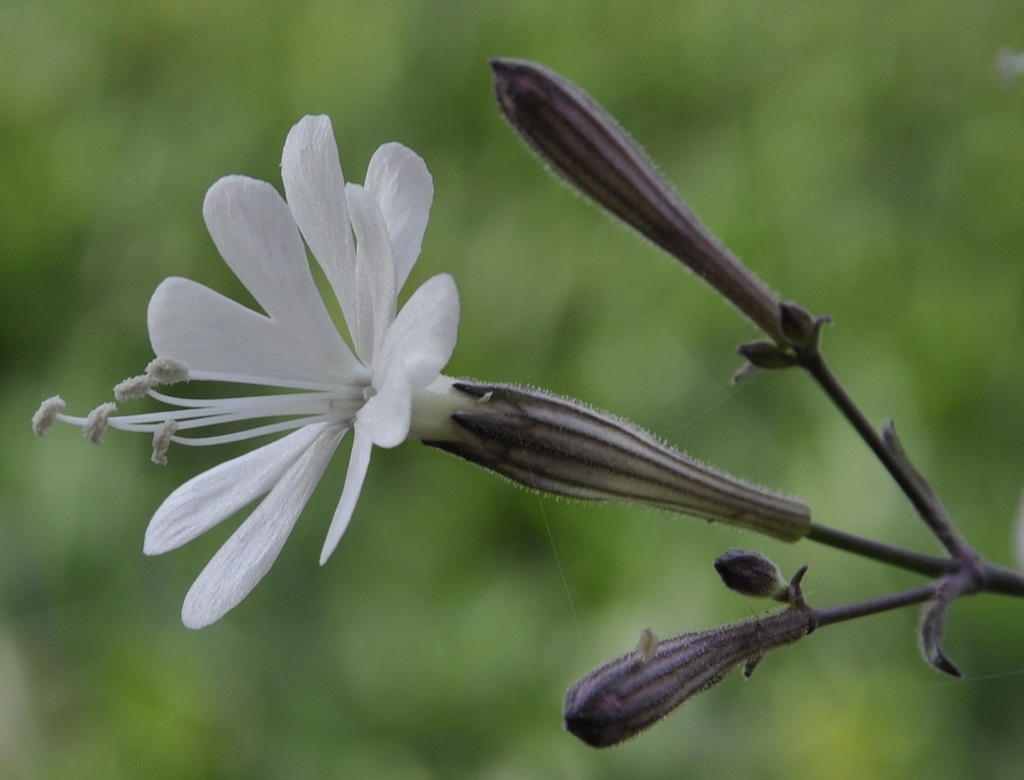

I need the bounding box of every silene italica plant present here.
[490,57,1024,744]
[33,58,1024,746]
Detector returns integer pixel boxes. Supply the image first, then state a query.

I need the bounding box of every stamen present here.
[168,415,339,446]
[146,356,189,384]
[32,396,66,436]
[151,420,179,465]
[186,370,365,393]
[148,388,350,412]
[114,374,156,402]
[83,402,117,444]
[34,360,363,452]
[107,398,329,429]
[114,358,190,402]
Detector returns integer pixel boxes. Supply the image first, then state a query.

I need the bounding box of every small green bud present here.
[735,340,799,371]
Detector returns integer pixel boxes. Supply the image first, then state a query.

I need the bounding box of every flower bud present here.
[779,302,823,350]
[564,607,816,747]
[490,57,787,345]
[424,380,811,541]
[714,548,792,601]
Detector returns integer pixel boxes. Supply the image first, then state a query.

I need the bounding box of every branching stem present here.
[798,348,975,561]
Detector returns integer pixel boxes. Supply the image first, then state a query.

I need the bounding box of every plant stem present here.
[806,522,955,577]
[799,349,973,559]
[805,524,1024,597]
[813,584,939,629]
[974,560,1024,598]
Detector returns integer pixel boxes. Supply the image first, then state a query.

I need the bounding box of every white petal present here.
[372,273,460,390]
[357,367,412,448]
[181,423,346,628]
[148,277,359,383]
[319,426,373,565]
[365,142,433,291]
[346,183,397,364]
[203,176,331,326]
[280,116,358,335]
[144,423,337,555]
[357,274,459,449]
[198,176,360,380]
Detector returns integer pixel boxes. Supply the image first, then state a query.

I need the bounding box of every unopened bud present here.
[490,57,787,345]
[425,381,811,542]
[564,606,816,747]
[714,548,792,601]
[779,302,828,352]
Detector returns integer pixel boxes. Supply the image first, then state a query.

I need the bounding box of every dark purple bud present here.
[564,607,815,747]
[425,380,811,542]
[490,57,787,345]
[714,548,792,601]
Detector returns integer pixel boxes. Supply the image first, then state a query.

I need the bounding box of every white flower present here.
[34,115,461,628]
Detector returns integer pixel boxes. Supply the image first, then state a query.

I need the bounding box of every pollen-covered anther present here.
[32,396,66,436]
[145,356,189,385]
[114,374,156,402]
[83,402,117,444]
[115,357,190,401]
[151,420,179,465]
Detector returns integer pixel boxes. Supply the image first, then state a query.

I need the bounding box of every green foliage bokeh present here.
[3,1,1024,778]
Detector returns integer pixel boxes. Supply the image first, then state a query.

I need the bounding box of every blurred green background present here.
[3,1,1024,777]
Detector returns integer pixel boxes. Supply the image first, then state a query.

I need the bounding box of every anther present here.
[114,374,156,402]
[146,356,189,385]
[32,396,66,436]
[151,420,179,465]
[83,402,117,444]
